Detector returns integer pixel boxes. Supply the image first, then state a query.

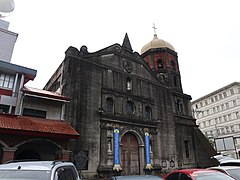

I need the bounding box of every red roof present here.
[0,113,79,139]
[22,86,70,101]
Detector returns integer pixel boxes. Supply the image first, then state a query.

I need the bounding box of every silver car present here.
[207,166,240,180]
[212,154,240,166]
[0,160,81,180]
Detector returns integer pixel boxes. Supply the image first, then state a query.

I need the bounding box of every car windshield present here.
[196,172,234,180]
[227,168,240,179]
[0,170,51,180]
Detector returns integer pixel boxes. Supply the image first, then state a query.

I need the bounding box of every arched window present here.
[145,106,152,120]
[126,77,132,91]
[157,59,163,69]
[126,101,135,114]
[106,97,114,113]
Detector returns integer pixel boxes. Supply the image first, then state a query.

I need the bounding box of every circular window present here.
[126,101,135,114]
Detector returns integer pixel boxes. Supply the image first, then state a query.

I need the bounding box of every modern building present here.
[0,19,17,63]
[191,82,240,159]
[44,32,216,179]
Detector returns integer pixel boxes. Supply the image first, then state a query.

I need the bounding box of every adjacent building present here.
[191,82,240,158]
[44,33,216,179]
[0,19,79,163]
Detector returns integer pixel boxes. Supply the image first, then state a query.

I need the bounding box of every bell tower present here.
[140,27,182,92]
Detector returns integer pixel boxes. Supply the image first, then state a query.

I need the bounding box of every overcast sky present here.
[4,0,240,100]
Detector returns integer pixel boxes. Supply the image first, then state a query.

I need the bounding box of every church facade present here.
[44,33,216,179]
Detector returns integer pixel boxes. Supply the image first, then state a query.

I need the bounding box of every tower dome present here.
[141,34,175,54]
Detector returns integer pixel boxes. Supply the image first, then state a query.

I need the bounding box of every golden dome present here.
[141,34,175,54]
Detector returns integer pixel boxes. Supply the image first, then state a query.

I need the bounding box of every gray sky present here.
[4,0,240,100]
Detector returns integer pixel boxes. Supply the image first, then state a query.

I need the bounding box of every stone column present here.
[139,144,145,175]
[2,147,17,163]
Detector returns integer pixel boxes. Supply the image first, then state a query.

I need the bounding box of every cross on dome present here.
[152,23,157,35]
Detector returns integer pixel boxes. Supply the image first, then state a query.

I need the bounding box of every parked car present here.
[0,160,81,180]
[164,168,235,180]
[212,154,240,166]
[111,175,164,179]
[207,166,240,180]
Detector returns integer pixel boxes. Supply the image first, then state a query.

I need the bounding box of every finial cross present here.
[152,23,157,34]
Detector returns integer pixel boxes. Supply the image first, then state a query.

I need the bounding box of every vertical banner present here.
[145,132,153,170]
[113,128,122,171]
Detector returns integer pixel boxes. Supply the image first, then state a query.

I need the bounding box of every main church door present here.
[121,133,139,175]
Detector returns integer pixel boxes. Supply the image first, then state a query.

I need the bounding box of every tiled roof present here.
[0,114,79,139]
[22,86,70,101]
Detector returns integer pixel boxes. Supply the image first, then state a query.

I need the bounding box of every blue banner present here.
[145,132,152,169]
[113,128,121,171]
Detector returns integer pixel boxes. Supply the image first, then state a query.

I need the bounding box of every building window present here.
[223,92,227,98]
[145,106,152,120]
[226,127,231,133]
[219,93,223,99]
[230,89,234,95]
[214,95,218,101]
[205,100,208,105]
[228,114,232,121]
[206,120,209,126]
[220,128,225,134]
[206,109,209,115]
[157,59,163,69]
[23,108,47,118]
[221,104,225,110]
[233,100,237,107]
[106,97,114,113]
[184,140,190,158]
[236,112,239,118]
[211,97,214,103]
[226,102,229,109]
[0,73,14,89]
[126,77,132,91]
[213,107,216,113]
[126,101,135,114]
[223,116,227,122]
[0,104,9,113]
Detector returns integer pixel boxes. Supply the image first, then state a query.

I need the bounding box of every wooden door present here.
[121,133,139,175]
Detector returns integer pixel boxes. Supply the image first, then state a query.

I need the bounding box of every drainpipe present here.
[15,74,25,115]
[8,73,19,114]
